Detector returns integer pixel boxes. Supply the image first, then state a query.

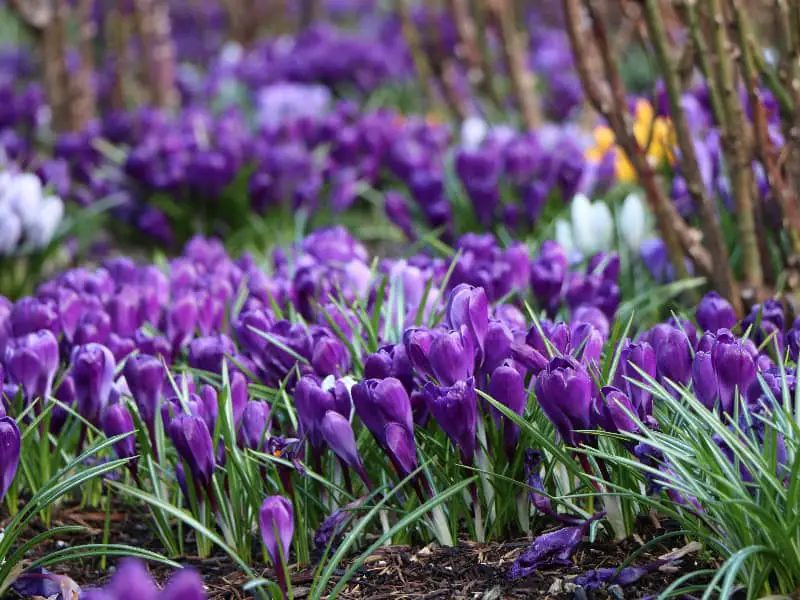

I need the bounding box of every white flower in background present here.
[460,116,489,150]
[0,170,65,254]
[555,219,575,256]
[0,204,22,254]
[618,193,650,251]
[570,193,614,256]
[27,194,64,249]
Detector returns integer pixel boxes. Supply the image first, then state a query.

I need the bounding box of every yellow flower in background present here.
[585,99,675,184]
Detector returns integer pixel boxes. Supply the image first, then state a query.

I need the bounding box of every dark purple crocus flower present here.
[612,340,656,419]
[428,328,475,386]
[574,562,663,590]
[569,322,603,366]
[696,292,737,333]
[352,377,414,443]
[102,402,137,465]
[71,343,116,426]
[711,333,756,414]
[311,336,349,377]
[403,327,435,377]
[445,284,489,365]
[260,495,294,566]
[124,354,165,436]
[423,378,478,463]
[650,326,692,390]
[691,351,718,410]
[592,386,639,434]
[238,400,271,450]
[535,357,593,445]
[383,421,419,476]
[9,297,59,337]
[313,496,365,551]
[5,329,60,402]
[482,320,514,375]
[107,557,158,600]
[187,334,236,374]
[168,414,216,489]
[0,416,21,503]
[488,365,526,460]
[529,241,567,307]
[507,523,587,579]
[294,376,341,450]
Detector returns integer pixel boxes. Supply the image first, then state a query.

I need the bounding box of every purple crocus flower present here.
[530,241,567,307]
[535,356,593,445]
[592,386,639,434]
[0,416,21,503]
[696,292,737,333]
[692,351,718,410]
[428,328,475,386]
[259,495,294,567]
[70,343,115,426]
[187,334,236,374]
[107,557,158,600]
[445,283,489,364]
[612,340,656,419]
[159,568,207,600]
[124,354,165,436]
[320,410,370,486]
[508,523,587,579]
[351,377,414,444]
[488,365,526,460]
[102,402,137,464]
[5,329,60,402]
[168,414,216,489]
[423,378,478,463]
[711,333,756,414]
[650,325,692,390]
[238,400,271,451]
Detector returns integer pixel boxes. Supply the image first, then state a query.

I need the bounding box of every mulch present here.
[8,504,715,599]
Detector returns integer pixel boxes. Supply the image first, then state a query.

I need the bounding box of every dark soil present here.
[10,505,714,599]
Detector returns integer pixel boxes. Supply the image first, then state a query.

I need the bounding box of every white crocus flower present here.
[554,219,575,256]
[570,193,615,256]
[460,116,488,150]
[26,194,64,249]
[618,193,650,251]
[0,205,22,254]
[6,172,44,230]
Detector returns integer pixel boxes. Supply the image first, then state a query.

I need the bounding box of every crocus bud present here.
[423,378,478,463]
[363,350,392,380]
[167,294,199,351]
[159,568,207,600]
[352,377,414,444]
[403,327,434,376]
[592,386,638,433]
[569,322,603,366]
[384,421,419,476]
[446,284,489,364]
[168,414,216,489]
[696,292,737,333]
[612,341,656,419]
[570,194,614,256]
[311,336,349,377]
[238,400,271,450]
[320,410,367,479]
[429,329,474,386]
[230,372,248,425]
[650,326,692,389]
[0,416,21,502]
[102,402,136,461]
[294,376,337,450]
[71,343,116,425]
[259,495,294,566]
[107,558,157,600]
[691,351,718,410]
[711,334,756,414]
[5,329,59,401]
[10,297,58,336]
[188,335,236,374]
[482,320,513,375]
[198,384,218,433]
[530,241,567,306]
[124,354,165,433]
[488,365,526,460]
[535,357,593,445]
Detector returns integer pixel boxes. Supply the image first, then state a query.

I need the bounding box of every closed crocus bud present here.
[230,372,248,425]
[167,294,199,351]
[423,378,478,463]
[106,288,141,339]
[124,354,165,434]
[593,386,638,433]
[259,495,294,566]
[5,329,60,401]
[404,327,435,376]
[711,335,756,414]
[0,416,21,502]
[535,357,593,445]
[71,343,116,425]
[188,335,236,374]
[294,376,336,449]
[10,297,59,336]
[320,410,368,479]
[446,284,489,363]
[199,385,218,432]
[488,365,526,460]
[169,414,216,489]
[312,336,349,377]
[352,377,414,444]
[102,402,136,461]
[569,322,603,366]
[27,195,65,250]
[494,304,526,331]
[158,568,207,600]
[363,350,392,380]
[696,292,737,333]
[613,341,656,419]
[691,351,718,410]
[530,241,567,306]
[652,327,692,389]
[572,305,610,339]
[107,558,158,600]
[238,400,271,450]
[482,320,513,375]
[429,329,474,386]
[384,421,419,476]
